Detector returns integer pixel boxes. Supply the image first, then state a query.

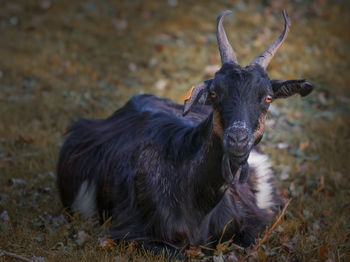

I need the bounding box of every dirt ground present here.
[0,0,349,261]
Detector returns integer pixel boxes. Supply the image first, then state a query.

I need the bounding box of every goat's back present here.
[57,94,209,213]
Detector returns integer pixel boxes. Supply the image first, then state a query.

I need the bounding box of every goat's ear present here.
[271,80,314,99]
[183,79,213,116]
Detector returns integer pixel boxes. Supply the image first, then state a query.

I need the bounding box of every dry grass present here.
[0,0,349,261]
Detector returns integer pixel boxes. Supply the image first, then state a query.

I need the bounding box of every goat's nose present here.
[229,131,248,144]
[226,129,250,156]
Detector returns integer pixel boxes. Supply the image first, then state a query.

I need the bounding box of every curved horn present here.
[251,10,291,69]
[217,10,238,65]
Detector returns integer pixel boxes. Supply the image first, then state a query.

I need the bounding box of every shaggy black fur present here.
[57,63,313,251]
[58,94,268,249]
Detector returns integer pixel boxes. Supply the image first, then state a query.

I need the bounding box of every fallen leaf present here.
[323,210,330,217]
[318,246,328,259]
[39,0,51,10]
[281,188,289,198]
[51,242,65,250]
[8,178,27,187]
[18,135,34,143]
[277,142,289,149]
[204,64,220,77]
[318,92,328,105]
[280,166,290,181]
[128,63,137,72]
[213,253,225,262]
[185,246,204,259]
[34,236,44,243]
[112,18,127,30]
[154,44,164,52]
[75,230,90,246]
[155,79,168,90]
[0,210,9,222]
[299,141,309,151]
[31,256,46,262]
[98,236,115,250]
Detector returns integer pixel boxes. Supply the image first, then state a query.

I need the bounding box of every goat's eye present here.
[264,95,273,103]
[210,91,217,99]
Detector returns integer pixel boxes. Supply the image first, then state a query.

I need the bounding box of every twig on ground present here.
[239,198,292,262]
[1,251,35,262]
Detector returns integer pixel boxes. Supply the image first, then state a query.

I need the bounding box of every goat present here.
[57,10,313,251]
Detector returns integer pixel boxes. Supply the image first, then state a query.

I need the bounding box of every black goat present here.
[57,10,313,251]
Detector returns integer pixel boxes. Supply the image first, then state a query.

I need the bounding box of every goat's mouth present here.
[222,129,254,164]
[221,150,252,184]
[228,151,249,165]
[224,145,252,165]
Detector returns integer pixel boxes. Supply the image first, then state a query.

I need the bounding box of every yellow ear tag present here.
[184,86,194,102]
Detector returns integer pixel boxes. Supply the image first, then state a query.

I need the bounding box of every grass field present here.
[0,0,349,261]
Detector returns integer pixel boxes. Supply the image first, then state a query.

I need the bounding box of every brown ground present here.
[0,0,349,261]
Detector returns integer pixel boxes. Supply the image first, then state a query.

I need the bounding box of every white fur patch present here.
[72,180,97,218]
[248,151,274,210]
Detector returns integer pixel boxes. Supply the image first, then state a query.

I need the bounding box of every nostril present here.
[228,132,249,143]
[237,132,248,143]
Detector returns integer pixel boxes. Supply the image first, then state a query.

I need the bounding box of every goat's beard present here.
[221,153,250,184]
[221,153,238,184]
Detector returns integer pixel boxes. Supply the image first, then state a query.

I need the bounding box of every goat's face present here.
[183,10,313,166]
[209,64,272,163]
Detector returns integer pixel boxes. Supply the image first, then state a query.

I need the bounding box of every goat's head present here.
[183,10,313,168]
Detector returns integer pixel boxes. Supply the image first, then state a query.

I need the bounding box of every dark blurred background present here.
[0,0,349,261]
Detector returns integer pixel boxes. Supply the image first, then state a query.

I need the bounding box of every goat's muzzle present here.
[223,125,253,163]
